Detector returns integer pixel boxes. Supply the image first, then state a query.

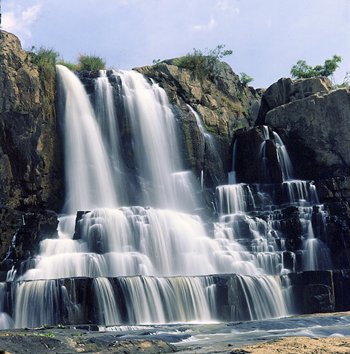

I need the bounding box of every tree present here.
[290,55,342,79]
[240,72,253,85]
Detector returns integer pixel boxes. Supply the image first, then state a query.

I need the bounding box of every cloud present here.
[193,18,217,31]
[216,0,240,15]
[2,4,41,38]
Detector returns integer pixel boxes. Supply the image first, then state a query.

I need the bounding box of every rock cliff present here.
[0,30,63,211]
[0,30,63,266]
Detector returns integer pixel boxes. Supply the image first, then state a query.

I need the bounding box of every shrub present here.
[240,72,253,85]
[29,47,59,81]
[173,44,233,82]
[290,55,342,79]
[77,54,106,71]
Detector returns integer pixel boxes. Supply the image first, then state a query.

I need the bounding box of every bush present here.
[77,54,106,71]
[240,72,253,85]
[290,55,342,79]
[173,44,233,82]
[30,47,60,67]
[29,47,59,80]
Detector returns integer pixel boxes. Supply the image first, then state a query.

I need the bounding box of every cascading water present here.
[94,70,128,204]
[117,70,199,211]
[1,71,307,329]
[56,65,118,212]
[221,125,333,277]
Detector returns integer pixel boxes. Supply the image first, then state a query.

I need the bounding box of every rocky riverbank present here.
[0,311,349,353]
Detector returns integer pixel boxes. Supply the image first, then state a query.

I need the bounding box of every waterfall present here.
[273,131,294,181]
[216,124,333,277]
[117,70,198,210]
[56,65,118,212]
[6,67,299,329]
[94,70,127,204]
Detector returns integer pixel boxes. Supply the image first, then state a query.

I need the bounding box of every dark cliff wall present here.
[0,30,63,211]
[0,31,63,269]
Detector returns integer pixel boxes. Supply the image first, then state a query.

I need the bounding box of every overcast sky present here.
[2,0,350,88]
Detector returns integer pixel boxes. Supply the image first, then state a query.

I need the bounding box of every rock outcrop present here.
[256,76,332,125]
[0,30,63,211]
[257,77,350,181]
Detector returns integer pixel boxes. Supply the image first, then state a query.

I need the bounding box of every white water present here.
[4,68,316,329]
[117,70,197,210]
[56,65,118,212]
[94,70,127,203]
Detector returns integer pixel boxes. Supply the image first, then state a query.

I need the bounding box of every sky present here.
[2,0,350,88]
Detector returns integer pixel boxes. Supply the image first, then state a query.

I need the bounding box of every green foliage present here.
[240,72,253,85]
[290,55,342,79]
[173,44,233,82]
[30,47,60,67]
[27,46,106,73]
[29,47,59,80]
[77,54,106,71]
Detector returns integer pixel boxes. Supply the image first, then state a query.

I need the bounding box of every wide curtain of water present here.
[0,70,319,330]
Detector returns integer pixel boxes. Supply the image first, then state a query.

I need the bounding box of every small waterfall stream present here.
[0,68,333,329]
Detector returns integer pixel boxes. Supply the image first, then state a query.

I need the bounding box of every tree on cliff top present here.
[290,55,342,79]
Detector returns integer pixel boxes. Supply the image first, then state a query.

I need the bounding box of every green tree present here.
[290,55,342,79]
[240,72,253,85]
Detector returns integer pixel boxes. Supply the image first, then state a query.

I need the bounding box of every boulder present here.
[256,76,332,124]
[265,88,350,180]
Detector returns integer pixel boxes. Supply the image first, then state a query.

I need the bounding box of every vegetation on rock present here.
[240,72,253,85]
[28,47,59,81]
[28,46,106,72]
[77,54,106,71]
[172,44,233,82]
[290,55,342,79]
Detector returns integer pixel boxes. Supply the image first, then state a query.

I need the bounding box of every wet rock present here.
[0,208,59,275]
[290,270,335,314]
[233,126,282,184]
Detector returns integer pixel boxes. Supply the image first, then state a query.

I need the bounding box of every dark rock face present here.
[0,30,63,211]
[256,76,332,125]
[0,207,58,277]
[233,125,283,183]
[262,84,350,180]
[315,177,350,269]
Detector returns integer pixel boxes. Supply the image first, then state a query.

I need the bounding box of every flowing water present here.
[0,68,335,330]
